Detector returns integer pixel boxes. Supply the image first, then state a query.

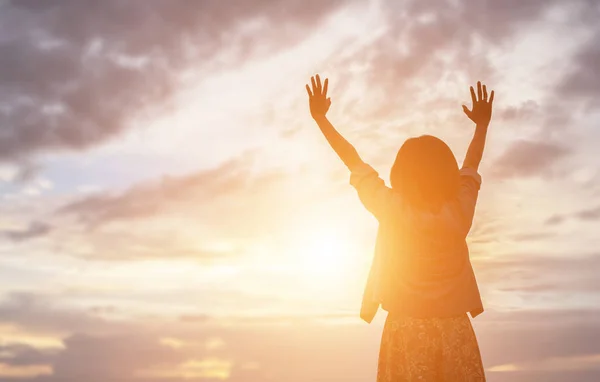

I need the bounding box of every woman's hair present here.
[390,135,460,212]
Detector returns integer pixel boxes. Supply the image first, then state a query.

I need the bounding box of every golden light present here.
[488,353,600,373]
[287,226,357,291]
[135,358,232,380]
[299,232,350,273]
[0,364,52,378]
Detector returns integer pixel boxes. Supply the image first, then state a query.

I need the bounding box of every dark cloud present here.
[309,0,598,171]
[479,309,600,382]
[57,155,256,226]
[490,140,571,179]
[0,0,348,162]
[545,214,566,226]
[487,371,600,382]
[479,308,600,363]
[575,205,600,220]
[41,151,297,260]
[558,30,600,109]
[0,344,57,367]
[0,290,598,382]
[293,0,598,190]
[1,1,600,381]
[1,302,600,382]
[1,221,52,242]
[50,333,182,382]
[496,101,539,122]
[56,151,290,230]
[0,292,131,335]
[544,205,600,226]
[327,0,564,124]
[0,292,200,382]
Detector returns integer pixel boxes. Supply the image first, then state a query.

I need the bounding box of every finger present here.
[489,90,494,104]
[316,74,322,93]
[477,81,482,102]
[323,78,329,98]
[462,105,472,118]
[311,76,316,93]
[483,84,488,101]
[470,86,476,105]
[327,97,331,107]
[306,84,313,97]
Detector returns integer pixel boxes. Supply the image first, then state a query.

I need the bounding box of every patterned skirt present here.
[377,313,486,382]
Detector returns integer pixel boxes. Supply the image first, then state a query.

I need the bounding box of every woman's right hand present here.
[462,81,494,126]
[306,74,331,120]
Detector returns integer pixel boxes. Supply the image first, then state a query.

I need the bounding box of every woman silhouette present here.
[306,75,493,381]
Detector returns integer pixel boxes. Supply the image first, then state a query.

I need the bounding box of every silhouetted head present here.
[390,135,460,212]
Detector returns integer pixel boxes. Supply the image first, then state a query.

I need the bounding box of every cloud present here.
[55,150,295,231]
[0,344,57,367]
[475,252,600,293]
[300,0,599,161]
[50,333,184,382]
[1,222,52,243]
[36,147,332,261]
[1,1,600,381]
[0,289,598,382]
[486,369,600,382]
[496,101,539,122]
[509,232,556,242]
[544,205,600,226]
[0,141,373,262]
[0,292,131,336]
[558,29,600,109]
[489,353,600,373]
[0,291,364,382]
[0,302,599,382]
[490,140,571,179]
[0,0,349,163]
[478,308,600,382]
[575,205,600,220]
[57,155,258,227]
[339,0,560,97]
[545,214,566,226]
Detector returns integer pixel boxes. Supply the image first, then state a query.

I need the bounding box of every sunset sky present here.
[0,0,599,381]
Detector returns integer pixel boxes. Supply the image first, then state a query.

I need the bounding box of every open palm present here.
[306,74,331,119]
[462,81,494,126]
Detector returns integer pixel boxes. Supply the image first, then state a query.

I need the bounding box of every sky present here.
[0,0,598,381]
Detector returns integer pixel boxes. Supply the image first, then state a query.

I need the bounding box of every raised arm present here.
[462,81,494,171]
[305,74,396,220]
[306,74,363,170]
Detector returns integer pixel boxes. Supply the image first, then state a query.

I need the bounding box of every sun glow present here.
[299,233,350,273]
[287,226,358,288]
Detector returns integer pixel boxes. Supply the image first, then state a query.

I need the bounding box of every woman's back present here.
[367,168,484,318]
